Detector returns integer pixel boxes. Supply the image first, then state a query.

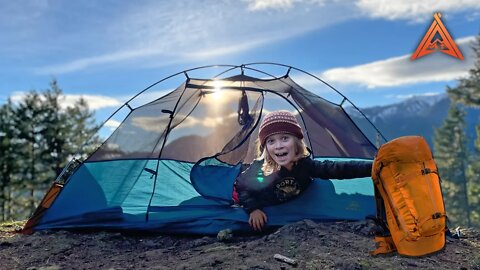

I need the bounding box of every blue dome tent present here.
[23,63,386,234]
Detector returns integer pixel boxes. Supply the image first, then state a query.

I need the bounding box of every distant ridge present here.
[347,93,480,150]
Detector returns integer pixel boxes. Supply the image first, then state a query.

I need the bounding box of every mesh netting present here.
[88,75,376,164]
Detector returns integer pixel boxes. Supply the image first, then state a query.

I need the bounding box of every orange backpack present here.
[370,136,447,257]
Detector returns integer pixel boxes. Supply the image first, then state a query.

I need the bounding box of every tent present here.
[23,63,386,234]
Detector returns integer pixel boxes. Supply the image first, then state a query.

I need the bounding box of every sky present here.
[1,0,480,128]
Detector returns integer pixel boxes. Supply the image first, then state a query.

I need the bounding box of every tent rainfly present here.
[23,63,386,234]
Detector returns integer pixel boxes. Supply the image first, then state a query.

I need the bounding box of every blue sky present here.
[1,0,480,129]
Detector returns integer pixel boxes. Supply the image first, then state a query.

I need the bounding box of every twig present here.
[274,254,297,266]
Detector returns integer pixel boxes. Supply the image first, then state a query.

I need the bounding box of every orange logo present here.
[411,13,463,60]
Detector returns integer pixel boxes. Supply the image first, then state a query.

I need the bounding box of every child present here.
[232,110,373,231]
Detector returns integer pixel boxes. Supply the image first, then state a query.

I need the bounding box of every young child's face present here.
[265,133,296,170]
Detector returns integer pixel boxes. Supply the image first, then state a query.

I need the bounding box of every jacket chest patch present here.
[275,177,300,201]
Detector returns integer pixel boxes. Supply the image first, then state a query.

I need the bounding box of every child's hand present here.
[249,209,267,231]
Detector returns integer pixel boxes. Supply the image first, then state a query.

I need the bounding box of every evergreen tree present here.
[12,91,46,216]
[466,126,480,226]
[0,100,18,220]
[447,35,480,108]
[434,106,471,227]
[64,96,101,161]
[41,80,72,183]
[446,34,480,228]
[1,80,100,221]
[40,80,100,181]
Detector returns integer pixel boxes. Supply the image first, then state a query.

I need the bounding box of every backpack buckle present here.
[421,168,432,175]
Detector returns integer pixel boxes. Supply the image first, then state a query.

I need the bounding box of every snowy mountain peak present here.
[403,93,447,107]
[346,93,448,121]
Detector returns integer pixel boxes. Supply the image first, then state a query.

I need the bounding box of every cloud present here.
[8,85,176,117]
[386,92,441,100]
[182,39,269,60]
[124,90,172,108]
[61,94,122,110]
[131,115,226,133]
[246,0,299,11]
[245,0,326,11]
[104,119,121,130]
[317,36,476,89]
[36,49,160,75]
[10,92,122,110]
[356,0,480,22]
[33,1,357,74]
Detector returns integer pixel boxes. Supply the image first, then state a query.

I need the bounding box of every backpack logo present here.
[411,12,463,60]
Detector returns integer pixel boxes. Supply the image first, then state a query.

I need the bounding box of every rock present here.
[190,236,212,248]
[304,219,318,228]
[217,229,233,242]
[145,248,165,260]
[141,240,158,247]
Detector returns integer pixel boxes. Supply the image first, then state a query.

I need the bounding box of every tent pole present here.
[145,79,190,222]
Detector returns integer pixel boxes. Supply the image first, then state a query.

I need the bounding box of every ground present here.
[0,220,479,270]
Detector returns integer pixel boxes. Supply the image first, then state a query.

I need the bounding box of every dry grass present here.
[0,220,25,233]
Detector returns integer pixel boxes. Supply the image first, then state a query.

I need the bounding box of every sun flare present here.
[211,80,223,100]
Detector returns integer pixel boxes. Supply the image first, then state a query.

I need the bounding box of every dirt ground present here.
[0,220,479,270]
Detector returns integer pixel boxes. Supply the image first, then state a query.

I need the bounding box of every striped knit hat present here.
[258,110,304,147]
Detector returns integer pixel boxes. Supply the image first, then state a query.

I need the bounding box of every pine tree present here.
[40,80,100,181]
[3,80,102,220]
[65,97,101,160]
[41,80,71,184]
[0,100,18,220]
[447,35,480,108]
[466,126,480,226]
[11,91,46,217]
[446,34,480,228]
[434,105,471,227]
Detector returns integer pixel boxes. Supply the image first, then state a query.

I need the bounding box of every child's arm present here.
[237,189,263,214]
[307,158,372,179]
[238,189,269,230]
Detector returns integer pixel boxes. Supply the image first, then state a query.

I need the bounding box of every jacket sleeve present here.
[306,158,372,180]
[237,189,263,214]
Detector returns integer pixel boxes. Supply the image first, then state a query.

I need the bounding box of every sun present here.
[211,80,224,100]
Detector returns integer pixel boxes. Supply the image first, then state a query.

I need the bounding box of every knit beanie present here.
[258,110,304,147]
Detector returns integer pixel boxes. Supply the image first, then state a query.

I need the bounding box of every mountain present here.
[347,93,480,150]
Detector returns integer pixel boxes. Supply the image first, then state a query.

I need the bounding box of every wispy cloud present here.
[386,92,442,100]
[35,49,160,75]
[317,36,476,89]
[246,0,296,11]
[356,0,480,22]
[245,0,325,11]
[32,1,357,74]
[62,94,123,110]
[182,39,270,60]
